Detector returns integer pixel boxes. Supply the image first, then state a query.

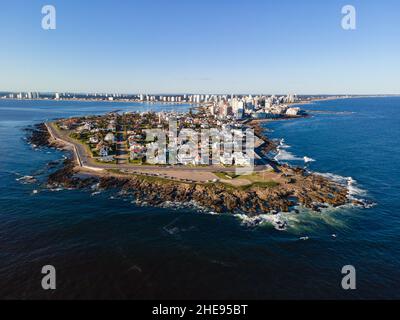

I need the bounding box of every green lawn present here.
[106,169,189,185]
[239,181,279,190]
[213,172,239,180]
[129,159,143,165]
[213,171,279,190]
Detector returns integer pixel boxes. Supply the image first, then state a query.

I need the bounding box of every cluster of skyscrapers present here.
[208,94,301,120]
[1,91,302,121]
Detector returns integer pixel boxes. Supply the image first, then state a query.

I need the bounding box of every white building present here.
[99,146,110,158]
[286,107,300,116]
[107,123,116,131]
[81,122,92,131]
[104,133,116,143]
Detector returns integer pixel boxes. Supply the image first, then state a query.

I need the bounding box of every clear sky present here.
[0,0,399,94]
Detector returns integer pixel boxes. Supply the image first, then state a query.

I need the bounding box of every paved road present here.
[46,122,271,173]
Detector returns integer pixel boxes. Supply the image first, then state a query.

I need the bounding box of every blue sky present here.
[0,0,399,94]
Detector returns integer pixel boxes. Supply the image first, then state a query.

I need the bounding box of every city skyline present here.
[1,0,399,94]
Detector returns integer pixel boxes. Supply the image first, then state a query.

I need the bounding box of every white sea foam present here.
[274,139,316,164]
[303,156,316,163]
[91,183,100,191]
[50,187,64,192]
[16,175,37,184]
[316,172,376,209]
[234,212,299,231]
[317,172,350,185]
[274,139,302,162]
[317,172,364,197]
[234,170,376,232]
[275,149,302,162]
[278,139,290,149]
[347,177,367,198]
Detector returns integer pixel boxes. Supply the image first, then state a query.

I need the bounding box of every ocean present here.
[0,97,399,299]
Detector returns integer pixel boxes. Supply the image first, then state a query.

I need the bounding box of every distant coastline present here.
[2,94,398,109]
[0,97,196,105]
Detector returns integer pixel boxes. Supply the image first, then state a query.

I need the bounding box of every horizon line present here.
[1,90,400,97]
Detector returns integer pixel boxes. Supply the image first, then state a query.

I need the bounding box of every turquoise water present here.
[0,98,399,299]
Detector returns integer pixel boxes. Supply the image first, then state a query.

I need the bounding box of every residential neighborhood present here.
[54,95,306,166]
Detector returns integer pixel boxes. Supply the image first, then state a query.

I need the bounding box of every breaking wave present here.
[274,139,316,164]
[303,156,316,163]
[235,212,300,231]
[316,172,376,209]
[234,171,376,232]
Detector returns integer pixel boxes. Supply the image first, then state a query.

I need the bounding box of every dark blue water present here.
[0,98,399,299]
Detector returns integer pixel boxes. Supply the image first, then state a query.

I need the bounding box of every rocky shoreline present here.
[25,123,51,147]
[28,123,362,219]
[248,121,278,155]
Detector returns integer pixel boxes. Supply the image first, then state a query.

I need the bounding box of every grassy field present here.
[106,169,191,185]
[213,172,239,180]
[213,171,280,190]
[239,180,279,190]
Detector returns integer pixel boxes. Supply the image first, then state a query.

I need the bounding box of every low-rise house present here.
[107,123,116,132]
[129,143,146,160]
[99,145,110,158]
[128,135,136,146]
[77,122,92,133]
[104,132,116,143]
[59,124,69,130]
[128,134,144,146]
[61,118,81,130]
[96,141,112,153]
[96,143,114,162]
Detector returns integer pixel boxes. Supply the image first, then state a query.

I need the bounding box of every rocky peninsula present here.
[26,121,363,224]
